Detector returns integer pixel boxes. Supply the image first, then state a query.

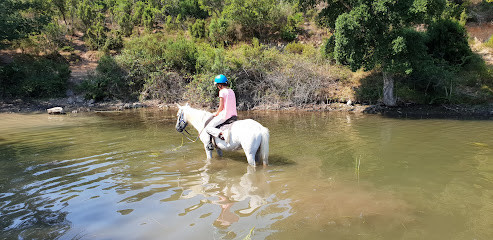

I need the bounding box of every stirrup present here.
[206,141,214,150]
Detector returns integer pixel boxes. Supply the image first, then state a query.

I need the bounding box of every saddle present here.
[210,116,237,146]
[216,116,238,130]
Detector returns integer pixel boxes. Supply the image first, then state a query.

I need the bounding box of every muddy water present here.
[1,110,493,239]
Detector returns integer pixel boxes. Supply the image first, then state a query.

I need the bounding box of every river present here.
[1,109,492,239]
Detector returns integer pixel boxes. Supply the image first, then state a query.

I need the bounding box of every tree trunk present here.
[382,71,396,106]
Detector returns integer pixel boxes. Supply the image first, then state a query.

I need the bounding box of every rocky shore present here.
[1,97,493,119]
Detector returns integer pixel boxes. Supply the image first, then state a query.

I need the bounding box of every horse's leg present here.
[243,143,260,166]
[244,152,256,166]
[200,133,213,159]
[204,144,213,159]
[242,134,261,166]
[216,148,223,157]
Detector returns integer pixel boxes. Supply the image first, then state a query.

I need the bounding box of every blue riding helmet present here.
[214,74,228,85]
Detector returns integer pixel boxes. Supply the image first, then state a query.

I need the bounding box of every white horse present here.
[175,104,270,166]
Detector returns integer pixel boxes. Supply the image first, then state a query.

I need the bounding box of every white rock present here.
[47,107,65,114]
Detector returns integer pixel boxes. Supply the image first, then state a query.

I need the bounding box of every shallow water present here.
[1,109,493,239]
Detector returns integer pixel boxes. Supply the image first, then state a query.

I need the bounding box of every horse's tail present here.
[259,126,270,166]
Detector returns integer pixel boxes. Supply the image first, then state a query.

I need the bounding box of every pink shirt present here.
[218,88,237,120]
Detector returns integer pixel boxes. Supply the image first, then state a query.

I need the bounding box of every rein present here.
[178,114,214,143]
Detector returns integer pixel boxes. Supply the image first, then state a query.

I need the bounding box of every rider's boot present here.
[206,135,214,150]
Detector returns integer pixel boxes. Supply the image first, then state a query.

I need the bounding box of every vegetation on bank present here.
[1,0,493,108]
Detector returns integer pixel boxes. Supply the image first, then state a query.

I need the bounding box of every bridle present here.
[176,110,213,143]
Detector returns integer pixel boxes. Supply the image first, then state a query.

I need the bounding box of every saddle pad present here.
[219,123,233,144]
[219,123,233,132]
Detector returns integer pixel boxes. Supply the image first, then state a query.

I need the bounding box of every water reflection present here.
[181,160,271,228]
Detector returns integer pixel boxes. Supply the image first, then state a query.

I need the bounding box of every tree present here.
[198,0,224,16]
[51,0,68,25]
[320,0,445,106]
[0,0,51,47]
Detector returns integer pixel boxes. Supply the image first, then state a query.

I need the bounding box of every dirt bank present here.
[2,98,493,120]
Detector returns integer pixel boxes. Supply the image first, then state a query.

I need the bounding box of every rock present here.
[347,99,353,106]
[132,102,143,108]
[76,96,85,103]
[88,99,95,104]
[47,107,65,114]
[67,97,75,104]
[123,103,131,109]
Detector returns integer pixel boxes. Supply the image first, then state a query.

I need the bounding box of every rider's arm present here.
[214,97,224,117]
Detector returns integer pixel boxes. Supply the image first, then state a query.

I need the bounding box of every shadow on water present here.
[355,71,493,120]
[222,151,295,166]
[362,104,493,120]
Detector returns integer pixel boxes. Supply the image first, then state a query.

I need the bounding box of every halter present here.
[176,110,213,143]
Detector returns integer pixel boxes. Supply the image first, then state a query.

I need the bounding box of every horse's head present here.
[175,104,189,132]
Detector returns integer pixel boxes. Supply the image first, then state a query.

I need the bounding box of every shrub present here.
[102,30,124,52]
[281,25,297,41]
[426,19,472,67]
[485,35,493,48]
[195,44,227,74]
[183,73,217,107]
[189,19,206,39]
[320,35,335,60]
[118,12,133,36]
[142,5,155,30]
[85,21,107,50]
[209,17,234,46]
[281,12,303,41]
[164,37,198,73]
[133,1,145,25]
[0,54,70,99]
[80,55,130,101]
[42,22,67,53]
[284,42,304,54]
[141,71,186,102]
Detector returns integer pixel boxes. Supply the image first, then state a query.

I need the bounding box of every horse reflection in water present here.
[180,161,270,227]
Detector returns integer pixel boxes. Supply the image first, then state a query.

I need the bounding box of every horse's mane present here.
[183,106,213,129]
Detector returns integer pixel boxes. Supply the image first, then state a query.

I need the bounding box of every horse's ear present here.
[176,103,181,109]
[185,103,189,107]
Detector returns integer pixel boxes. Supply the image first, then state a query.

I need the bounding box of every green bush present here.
[281,12,303,41]
[133,1,145,25]
[183,73,217,107]
[0,54,70,99]
[102,30,124,52]
[189,19,206,39]
[208,17,234,46]
[195,44,227,74]
[320,35,335,60]
[426,19,472,67]
[118,12,134,36]
[485,35,493,48]
[116,34,168,97]
[281,25,297,41]
[142,5,155,30]
[80,55,129,101]
[85,21,107,50]
[164,37,198,73]
[285,42,304,54]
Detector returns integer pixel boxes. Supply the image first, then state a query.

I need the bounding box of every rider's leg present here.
[205,116,225,138]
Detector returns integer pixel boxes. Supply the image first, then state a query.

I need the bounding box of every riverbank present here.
[2,98,493,119]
